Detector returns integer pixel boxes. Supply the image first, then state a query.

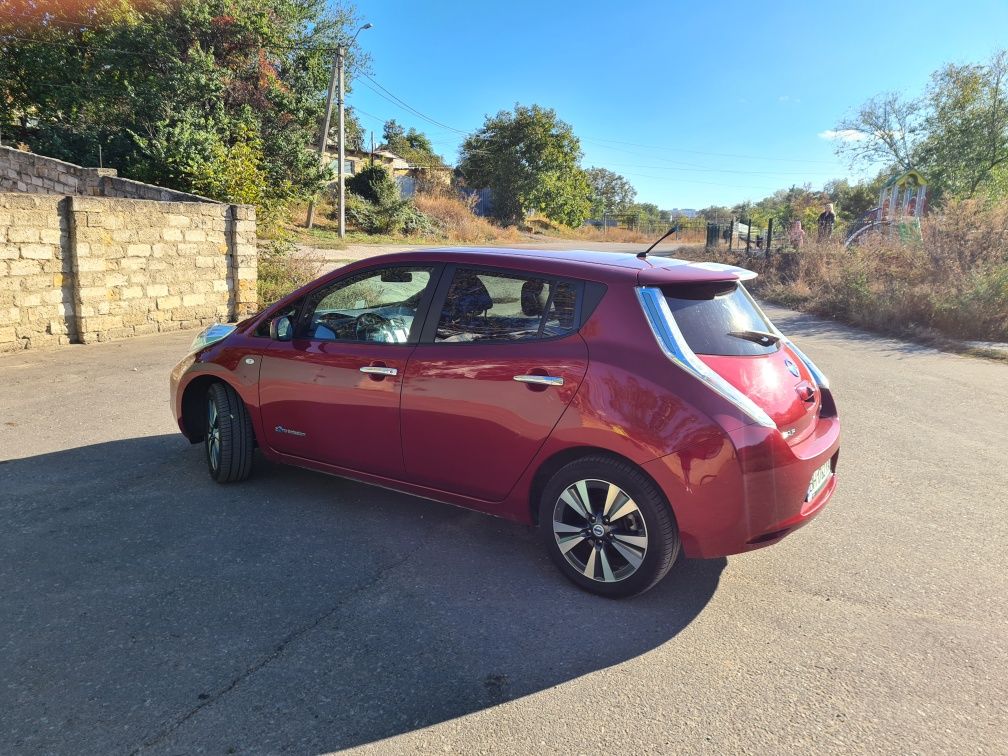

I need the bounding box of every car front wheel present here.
[540,455,680,598]
[205,381,254,483]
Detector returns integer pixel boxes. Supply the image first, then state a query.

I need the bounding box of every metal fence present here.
[703,216,852,254]
[584,215,709,243]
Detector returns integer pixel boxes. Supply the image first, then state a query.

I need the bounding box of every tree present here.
[0,0,368,211]
[458,104,592,226]
[381,119,443,166]
[380,118,404,146]
[586,167,635,218]
[832,92,925,173]
[333,106,365,153]
[918,51,1008,198]
[831,49,1008,201]
[824,177,883,223]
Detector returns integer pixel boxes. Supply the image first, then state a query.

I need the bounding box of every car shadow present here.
[0,435,726,754]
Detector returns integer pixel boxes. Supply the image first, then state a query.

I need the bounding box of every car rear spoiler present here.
[637,259,757,287]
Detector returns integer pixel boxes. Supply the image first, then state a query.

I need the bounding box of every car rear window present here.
[662,282,777,356]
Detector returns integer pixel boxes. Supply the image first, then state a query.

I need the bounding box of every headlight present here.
[190,323,236,352]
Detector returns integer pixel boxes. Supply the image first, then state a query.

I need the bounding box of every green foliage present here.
[0,0,368,212]
[381,119,444,167]
[834,49,1008,202]
[257,236,322,307]
[459,104,592,227]
[918,52,1008,199]
[586,167,636,217]
[346,164,398,205]
[344,191,434,236]
[187,121,265,205]
[824,177,882,223]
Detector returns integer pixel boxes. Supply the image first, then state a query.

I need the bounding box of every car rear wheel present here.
[540,456,680,598]
[205,381,254,483]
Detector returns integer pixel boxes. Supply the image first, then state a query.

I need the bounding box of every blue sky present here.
[346,0,1008,210]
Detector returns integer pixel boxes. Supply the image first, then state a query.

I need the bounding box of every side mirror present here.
[270,315,292,341]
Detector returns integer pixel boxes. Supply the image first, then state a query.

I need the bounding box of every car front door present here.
[400,265,589,502]
[258,264,438,477]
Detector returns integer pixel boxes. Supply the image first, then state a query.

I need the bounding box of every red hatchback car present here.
[170,248,840,597]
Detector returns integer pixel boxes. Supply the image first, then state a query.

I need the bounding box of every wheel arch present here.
[527,446,671,527]
[180,375,231,443]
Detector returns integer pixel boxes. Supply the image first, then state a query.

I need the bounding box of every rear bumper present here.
[644,414,841,559]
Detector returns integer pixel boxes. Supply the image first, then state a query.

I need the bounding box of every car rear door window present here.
[434,268,578,343]
[662,282,778,356]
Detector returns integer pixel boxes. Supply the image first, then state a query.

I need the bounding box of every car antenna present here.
[637,223,681,259]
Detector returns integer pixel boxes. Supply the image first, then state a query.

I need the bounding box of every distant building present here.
[326,145,452,197]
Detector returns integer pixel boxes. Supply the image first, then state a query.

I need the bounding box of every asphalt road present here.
[1,294,1006,753]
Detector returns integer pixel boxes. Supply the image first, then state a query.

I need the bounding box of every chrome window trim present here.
[635,286,776,429]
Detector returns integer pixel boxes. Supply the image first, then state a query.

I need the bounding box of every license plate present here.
[806,460,833,501]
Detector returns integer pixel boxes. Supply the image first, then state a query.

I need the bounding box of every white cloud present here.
[818,129,868,142]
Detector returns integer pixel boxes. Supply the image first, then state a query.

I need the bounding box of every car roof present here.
[348,247,756,285]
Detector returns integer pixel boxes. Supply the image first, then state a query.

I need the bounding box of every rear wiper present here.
[727,329,780,346]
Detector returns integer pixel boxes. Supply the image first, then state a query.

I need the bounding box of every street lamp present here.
[306,22,372,233]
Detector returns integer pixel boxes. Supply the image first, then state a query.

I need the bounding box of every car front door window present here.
[306,267,433,343]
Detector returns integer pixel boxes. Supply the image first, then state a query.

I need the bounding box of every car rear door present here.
[257,264,438,477]
[400,265,589,502]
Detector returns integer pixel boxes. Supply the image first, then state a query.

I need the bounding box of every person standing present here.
[789,219,806,250]
[817,202,836,241]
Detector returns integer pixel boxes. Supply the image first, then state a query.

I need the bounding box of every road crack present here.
[129,546,422,755]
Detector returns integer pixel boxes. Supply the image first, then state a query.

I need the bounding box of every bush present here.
[413,193,520,242]
[257,237,323,307]
[346,165,398,205]
[723,199,1008,342]
[344,191,435,236]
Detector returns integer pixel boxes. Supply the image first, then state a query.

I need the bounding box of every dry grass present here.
[257,239,324,307]
[413,193,522,243]
[285,193,521,245]
[711,199,1008,343]
[524,215,707,245]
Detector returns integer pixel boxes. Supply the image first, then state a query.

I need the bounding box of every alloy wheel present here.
[552,479,648,582]
[206,397,221,472]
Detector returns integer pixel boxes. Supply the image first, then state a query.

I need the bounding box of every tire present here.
[205,381,255,483]
[539,455,680,598]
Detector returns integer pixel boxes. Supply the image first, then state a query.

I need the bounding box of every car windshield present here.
[662,282,778,357]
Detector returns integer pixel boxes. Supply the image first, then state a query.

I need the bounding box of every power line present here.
[358,73,468,134]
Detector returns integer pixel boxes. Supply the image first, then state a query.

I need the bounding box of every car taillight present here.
[636,286,776,429]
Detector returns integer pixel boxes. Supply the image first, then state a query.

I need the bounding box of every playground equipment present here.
[845,170,928,246]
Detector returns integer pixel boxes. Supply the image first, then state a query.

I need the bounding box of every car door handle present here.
[360,365,398,376]
[513,374,564,387]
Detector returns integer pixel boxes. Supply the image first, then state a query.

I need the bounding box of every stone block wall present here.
[0,193,257,351]
[0,145,212,202]
[0,194,76,349]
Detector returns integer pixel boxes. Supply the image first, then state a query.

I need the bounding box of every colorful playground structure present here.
[845,170,929,246]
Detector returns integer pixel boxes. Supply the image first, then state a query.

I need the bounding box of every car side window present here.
[304,266,433,343]
[435,268,579,343]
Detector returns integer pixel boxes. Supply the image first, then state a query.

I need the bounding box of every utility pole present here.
[305,53,340,230]
[306,22,371,231]
[336,45,346,238]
